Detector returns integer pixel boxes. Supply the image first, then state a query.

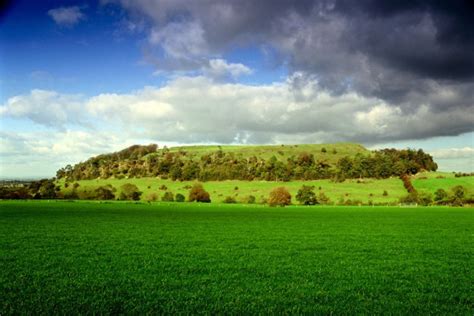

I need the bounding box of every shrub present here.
[175,193,185,202]
[418,192,433,206]
[234,186,239,190]
[162,191,174,202]
[296,185,318,205]
[188,183,211,203]
[223,196,237,204]
[434,188,448,203]
[94,185,116,200]
[145,192,159,202]
[318,192,331,205]
[383,190,388,196]
[399,192,419,204]
[268,187,291,207]
[159,184,168,191]
[119,183,142,201]
[321,147,327,153]
[246,195,256,204]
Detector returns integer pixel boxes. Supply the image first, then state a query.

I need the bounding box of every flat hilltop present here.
[158,143,369,163]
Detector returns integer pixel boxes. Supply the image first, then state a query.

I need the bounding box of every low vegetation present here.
[1,201,472,314]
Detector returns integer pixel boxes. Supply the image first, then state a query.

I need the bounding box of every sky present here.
[0,0,473,178]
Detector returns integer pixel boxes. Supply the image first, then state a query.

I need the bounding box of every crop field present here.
[1,201,473,314]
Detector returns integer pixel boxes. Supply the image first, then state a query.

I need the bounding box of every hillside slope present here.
[56,143,437,182]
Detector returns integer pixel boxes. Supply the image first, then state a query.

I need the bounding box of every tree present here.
[162,191,174,202]
[175,193,185,202]
[94,185,115,200]
[434,188,448,203]
[188,183,211,203]
[296,185,318,205]
[268,187,291,207]
[119,183,142,200]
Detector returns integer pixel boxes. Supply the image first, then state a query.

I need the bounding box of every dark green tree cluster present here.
[56,146,437,182]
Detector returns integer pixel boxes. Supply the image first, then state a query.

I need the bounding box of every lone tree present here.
[119,183,142,201]
[188,183,211,203]
[296,185,318,205]
[268,187,291,207]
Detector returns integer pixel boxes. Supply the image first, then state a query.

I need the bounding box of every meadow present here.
[1,201,473,314]
[58,171,473,204]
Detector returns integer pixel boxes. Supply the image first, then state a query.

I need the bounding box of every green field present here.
[1,201,473,314]
[153,143,369,164]
[59,172,474,204]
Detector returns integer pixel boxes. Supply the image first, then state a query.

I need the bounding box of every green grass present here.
[412,172,474,196]
[151,143,369,164]
[1,201,473,314]
[60,177,407,204]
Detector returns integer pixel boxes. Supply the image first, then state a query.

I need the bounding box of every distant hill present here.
[55,143,437,182]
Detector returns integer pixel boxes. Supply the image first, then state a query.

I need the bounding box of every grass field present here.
[59,172,474,204]
[60,177,408,204]
[1,201,473,314]
[149,143,369,164]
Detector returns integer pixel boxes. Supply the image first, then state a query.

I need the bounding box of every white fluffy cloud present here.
[3,76,473,145]
[203,59,252,79]
[0,89,86,129]
[2,74,473,177]
[48,6,85,27]
[430,147,474,159]
[0,131,132,178]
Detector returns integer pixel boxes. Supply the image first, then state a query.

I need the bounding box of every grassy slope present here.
[412,172,474,196]
[59,172,474,204]
[1,201,472,314]
[61,177,406,204]
[150,143,369,164]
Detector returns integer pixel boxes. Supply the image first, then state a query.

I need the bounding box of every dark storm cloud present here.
[108,0,474,141]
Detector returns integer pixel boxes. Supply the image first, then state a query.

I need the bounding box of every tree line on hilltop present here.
[55,145,438,182]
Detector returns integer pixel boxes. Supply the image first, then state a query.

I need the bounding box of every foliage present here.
[162,191,174,202]
[145,192,159,202]
[296,185,318,205]
[119,183,142,201]
[94,185,116,200]
[55,144,437,182]
[223,196,237,204]
[188,183,211,203]
[268,187,291,207]
[245,195,256,204]
[175,193,185,202]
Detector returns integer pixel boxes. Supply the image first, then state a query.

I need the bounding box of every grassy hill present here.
[157,143,369,164]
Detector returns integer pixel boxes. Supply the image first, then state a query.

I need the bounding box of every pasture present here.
[1,201,472,314]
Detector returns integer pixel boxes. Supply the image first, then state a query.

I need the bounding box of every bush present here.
[223,196,237,204]
[321,147,327,153]
[94,185,116,200]
[145,192,159,202]
[245,195,256,204]
[383,190,388,196]
[318,192,331,205]
[399,192,419,204]
[159,185,168,191]
[162,191,174,202]
[296,185,318,205]
[119,183,142,201]
[418,192,433,206]
[268,187,291,207]
[175,193,185,202]
[188,183,211,203]
[434,188,448,203]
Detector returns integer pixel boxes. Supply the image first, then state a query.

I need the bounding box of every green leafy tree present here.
[162,191,174,202]
[175,193,185,202]
[296,185,318,205]
[119,183,142,201]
